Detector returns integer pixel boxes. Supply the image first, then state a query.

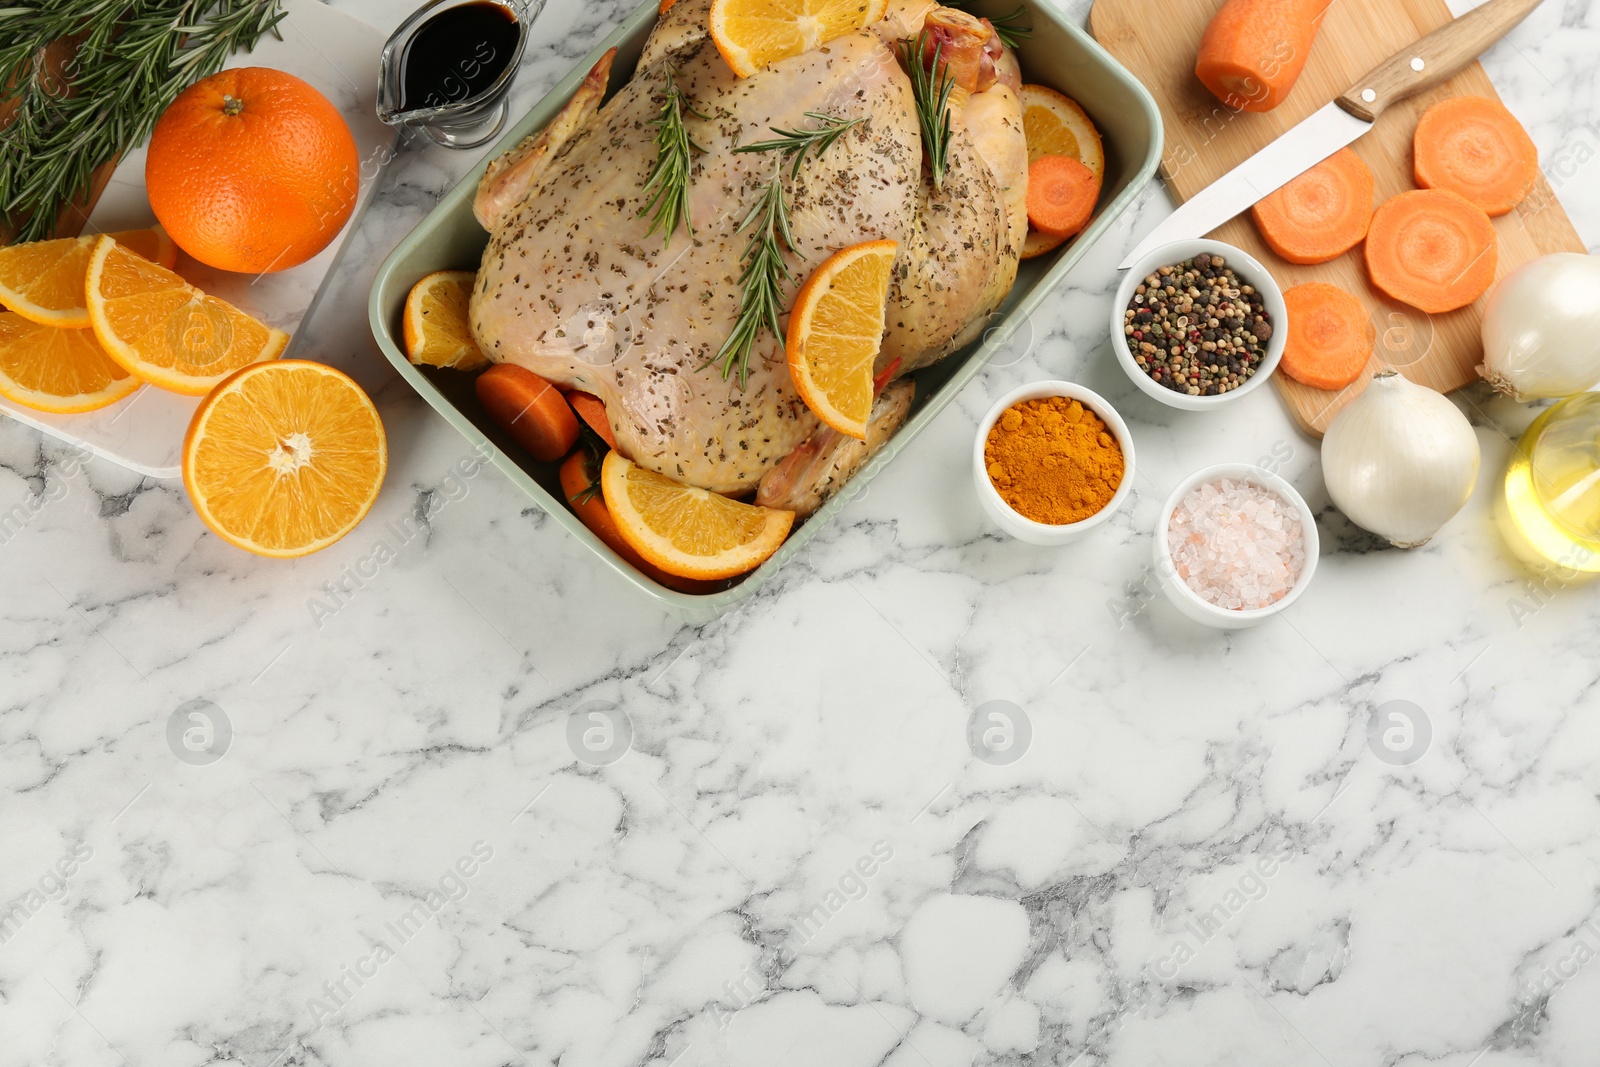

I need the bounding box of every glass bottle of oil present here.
[1503,392,1600,572]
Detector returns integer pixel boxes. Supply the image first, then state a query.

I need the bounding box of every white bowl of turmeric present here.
[973,380,1136,545]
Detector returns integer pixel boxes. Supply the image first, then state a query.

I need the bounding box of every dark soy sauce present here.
[399,2,519,112]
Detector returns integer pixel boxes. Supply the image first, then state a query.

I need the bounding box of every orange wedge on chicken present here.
[0,227,176,328]
[86,235,288,395]
[403,270,488,371]
[182,360,387,558]
[787,239,896,440]
[710,0,889,78]
[1017,85,1103,259]
[0,312,140,414]
[600,452,793,579]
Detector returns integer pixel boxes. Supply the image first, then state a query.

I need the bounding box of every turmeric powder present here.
[984,396,1124,524]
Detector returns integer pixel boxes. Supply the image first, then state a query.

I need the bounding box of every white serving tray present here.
[0,0,394,478]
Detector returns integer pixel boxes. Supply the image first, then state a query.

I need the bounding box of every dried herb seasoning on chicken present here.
[467,0,1029,514]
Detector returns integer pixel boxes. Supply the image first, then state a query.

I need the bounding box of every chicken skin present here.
[470,0,1026,507]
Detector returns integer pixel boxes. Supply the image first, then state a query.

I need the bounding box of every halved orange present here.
[709,0,889,78]
[86,235,288,395]
[0,312,140,414]
[403,270,488,371]
[786,239,896,440]
[1018,86,1103,260]
[0,227,176,328]
[600,452,793,579]
[181,359,387,558]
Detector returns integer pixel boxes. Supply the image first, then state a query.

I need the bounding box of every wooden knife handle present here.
[1335,0,1544,122]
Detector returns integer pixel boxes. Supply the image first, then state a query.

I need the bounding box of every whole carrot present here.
[1194,0,1332,113]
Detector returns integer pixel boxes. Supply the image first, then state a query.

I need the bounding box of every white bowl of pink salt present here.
[1154,463,1318,629]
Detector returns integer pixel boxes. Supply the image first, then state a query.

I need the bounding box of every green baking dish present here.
[367,0,1162,624]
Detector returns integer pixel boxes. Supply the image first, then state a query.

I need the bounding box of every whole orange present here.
[145,67,360,274]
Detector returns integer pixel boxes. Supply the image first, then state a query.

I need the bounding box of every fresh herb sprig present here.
[569,425,611,506]
[0,0,287,243]
[899,32,955,191]
[984,6,1033,49]
[732,112,863,179]
[709,162,796,388]
[637,63,705,244]
[710,113,862,388]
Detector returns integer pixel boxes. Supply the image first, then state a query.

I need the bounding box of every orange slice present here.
[709,0,889,78]
[1018,85,1103,174]
[86,235,288,395]
[1018,86,1103,260]
[786,239,896,439]
[0,227,176,328]
[0,312,140,414]
[403,270,488,371]
[600,451,793,579]
[181,360,387,558]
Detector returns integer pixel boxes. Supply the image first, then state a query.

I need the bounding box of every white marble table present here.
[4,1,1599,1064]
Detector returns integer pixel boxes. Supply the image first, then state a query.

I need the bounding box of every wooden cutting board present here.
[1089,0,1587,435]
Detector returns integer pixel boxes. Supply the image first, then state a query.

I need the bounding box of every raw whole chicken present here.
[470,0,1027,512]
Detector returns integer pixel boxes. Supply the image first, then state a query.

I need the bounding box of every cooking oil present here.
[1502,392,1600,572]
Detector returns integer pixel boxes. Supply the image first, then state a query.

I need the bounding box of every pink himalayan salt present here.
[1167,478,1305,611]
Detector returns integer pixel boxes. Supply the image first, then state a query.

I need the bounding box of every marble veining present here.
[3,0,1600,1065]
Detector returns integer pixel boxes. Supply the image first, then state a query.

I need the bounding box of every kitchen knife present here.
[1118,0,1545,270]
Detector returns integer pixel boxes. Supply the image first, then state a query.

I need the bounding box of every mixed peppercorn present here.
[1122,253,1272,397]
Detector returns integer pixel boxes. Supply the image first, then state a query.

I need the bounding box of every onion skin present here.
[1479,253,1600,402]
[1322,372,1480,548]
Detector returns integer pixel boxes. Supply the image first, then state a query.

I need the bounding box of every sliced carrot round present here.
[1364,189,1498,314]
[475,364,580,462]
[1025,155,1100,239]
[1280,283,1374,391]
[1251,147,1374,265]
[1413,95,1538,218]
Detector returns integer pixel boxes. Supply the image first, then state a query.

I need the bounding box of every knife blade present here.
[1118,0,1545,270]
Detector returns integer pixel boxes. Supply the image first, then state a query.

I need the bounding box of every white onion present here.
[1321,372,1480,548]
[1480,253,1600,401]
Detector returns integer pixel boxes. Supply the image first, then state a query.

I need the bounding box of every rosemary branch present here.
[984,7,1033,49]
[0,0,287,243]
[710,113,863,388]
[709,161,795,389]
[899,32,955,191]
[637,63,704,244]
[732,111,862,179]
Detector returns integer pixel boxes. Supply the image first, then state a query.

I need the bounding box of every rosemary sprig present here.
[708,161,796,389]
[732,112,863,179]
[569,425,610,505]
[939,0,1033,48]
[984,6,1033,48]
[710,112,861,387]
[0,0,287,243]
[637,63,704,244]
[899,32,955,191]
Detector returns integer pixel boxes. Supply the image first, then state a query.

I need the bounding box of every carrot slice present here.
[1025,155,1100,238]
[1195,0,1332,113]
[559,450,713,593]
[475,364,580,462]
[568,390,618,450]
[1251,148,1375,264]
[1413,95,1538,217]
[1364,189,1498,314]
[1280,283,1374,391]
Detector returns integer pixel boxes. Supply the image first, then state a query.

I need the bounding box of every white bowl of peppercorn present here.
[1111,239,1287,411]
